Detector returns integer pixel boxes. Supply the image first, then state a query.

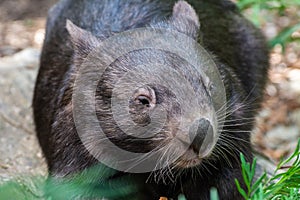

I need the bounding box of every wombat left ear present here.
[170,1,200,39]
[66,20,101,56]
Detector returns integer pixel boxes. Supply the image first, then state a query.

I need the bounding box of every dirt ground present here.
[0,0,299,183]
[0,0,56,21]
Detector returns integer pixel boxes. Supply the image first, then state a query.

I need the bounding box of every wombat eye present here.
[136,95,151,107]
[132,87,156,109]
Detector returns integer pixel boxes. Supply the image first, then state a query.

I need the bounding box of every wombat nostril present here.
[189,118,213,154]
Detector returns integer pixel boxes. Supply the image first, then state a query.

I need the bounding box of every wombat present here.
[33,0,269,199]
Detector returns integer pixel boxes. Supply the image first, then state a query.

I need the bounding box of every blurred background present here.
[0,0,299,185]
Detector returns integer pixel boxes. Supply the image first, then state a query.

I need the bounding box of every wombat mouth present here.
[174,148,202,168]
[167,128,216,169]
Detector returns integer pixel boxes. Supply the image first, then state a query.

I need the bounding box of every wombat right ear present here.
[66,20,101,56]
[170,1,200,39]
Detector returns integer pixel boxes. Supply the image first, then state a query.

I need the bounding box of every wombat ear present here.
[170,1,200,39]
[66,20,101,56]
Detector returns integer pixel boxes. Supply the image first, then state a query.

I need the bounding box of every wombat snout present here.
[189,118,214,158]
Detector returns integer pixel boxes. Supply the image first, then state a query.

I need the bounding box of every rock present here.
[287,69,300,95]
[0,46,20,57]
[265,125,300,149]
[255,154,277,178]
[0,48,40,70]
[290,108,300,128]
[0,48,47,183]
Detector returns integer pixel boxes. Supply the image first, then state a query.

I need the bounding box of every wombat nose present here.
[189,118,214,155]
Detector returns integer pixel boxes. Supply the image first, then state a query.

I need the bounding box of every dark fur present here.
[33,0,269,199]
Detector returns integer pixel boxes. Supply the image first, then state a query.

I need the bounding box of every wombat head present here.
[66,1,224,172]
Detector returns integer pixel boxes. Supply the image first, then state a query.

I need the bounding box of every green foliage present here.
[1,144,299,200]
[0,164,139,200]
[237,0,300,49]
[177,187,220,200]
[0,180,40,200]
[178,194,187,200]
[209,188,219,200]
[235,139,300,200]
[44,164,139,200]
[269,23,300,49]
[237,0,300,14]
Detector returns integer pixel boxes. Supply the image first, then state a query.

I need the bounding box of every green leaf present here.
[237,0,258,10]
[240,153,252,193]
[269,23,300,49]
[250,158,257,184]
[210,187,219,200]
[235,178,248,200]
[251,173,267,195]
[178,194,187,200]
